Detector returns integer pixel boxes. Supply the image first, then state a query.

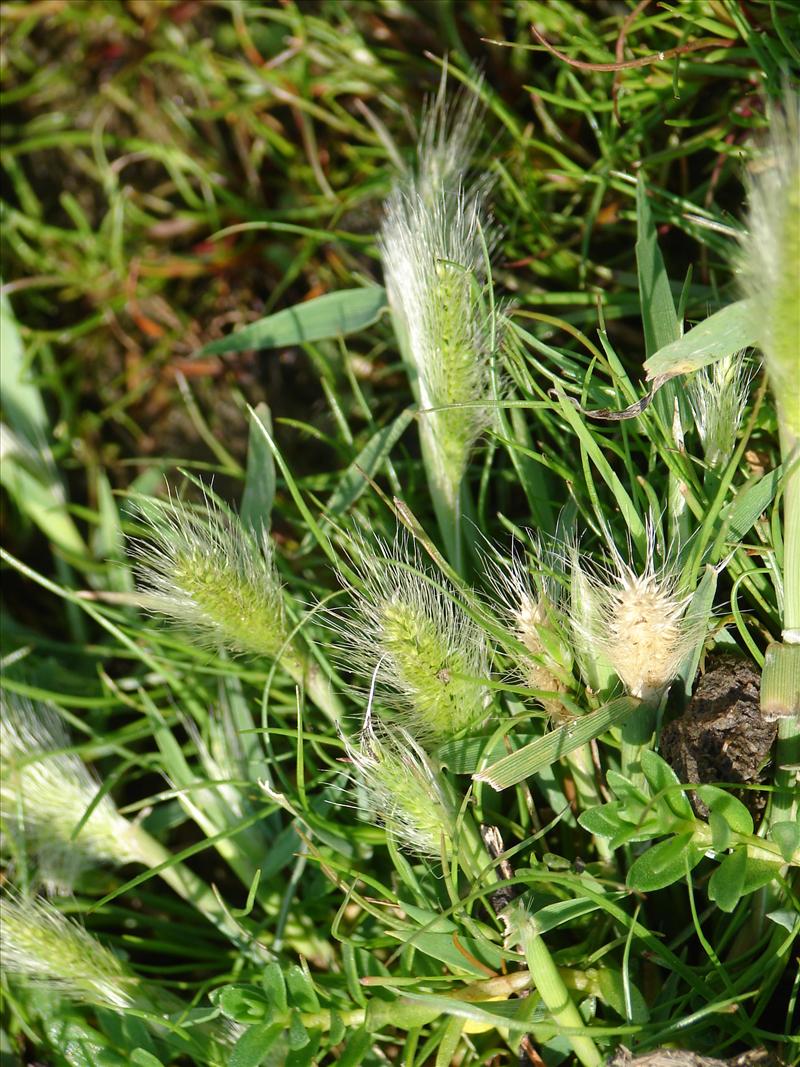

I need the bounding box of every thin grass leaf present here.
[643,300,758,381]
[473,698,639,791]
[199,288,387,356]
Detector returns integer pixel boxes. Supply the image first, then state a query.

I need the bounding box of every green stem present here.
[285,645,345,726]
[780,433,800,637]
[771,714,800,827]
[566,745,613,862]
[518,921,603,1067]
[620,700,657,789]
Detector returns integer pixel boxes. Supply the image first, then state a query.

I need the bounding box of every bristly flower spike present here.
[688,352,753,469]
[0,694,140,886]
[0,893,138,1010]
[379,73,502,564]
[486,541,573,716]
[343,710,456,857]
[341,536,491,743]
[568,526,700,703]
[130,490,343,723]
[0,696,273,959]
[131,491,293,662]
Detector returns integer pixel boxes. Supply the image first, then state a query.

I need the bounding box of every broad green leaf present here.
[199,287,387,355]
[218,985,269,1024]
[474,697,639,790]
[695,785,754,836]
[640,750,693,821]
[606,771,649,809]
[708,847,747,912]
[130,1052,165,1067]
[436,1017,466,1066]
[241,402,276,533]
[536,897,616,934]
[644,299,757,381]
[709,810,732,852]
[721,466,781,545]
[769,820,800,863]
[287,1033,322,1067]
[286,965,321,1013]
[627,832,704,891]
[578,802,628,840]
[741,857,782,895]
[230,1022,285,1067]
[437,732,538,774]
[336,1027,373,1067]
[288,1011,310,1050]
[636,176,680,358]
[262,962,288,1012]
[386,930,505,977]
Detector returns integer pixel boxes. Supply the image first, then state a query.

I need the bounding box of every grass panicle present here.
[340,536,490,743]
[380,77,500,565]
[0,893,138,1011]
[344,712,455,857]
[0,694,140,885]
[568,529,700,704]
[131,491,293,663]
[688,353,753,470]
[487,545,573,716]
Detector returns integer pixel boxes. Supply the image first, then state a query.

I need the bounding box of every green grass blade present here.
[473,698,639,791]
[199,287,387,356]
[644,299,758,380]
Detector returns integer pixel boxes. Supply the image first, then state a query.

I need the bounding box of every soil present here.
[660,656,776,817]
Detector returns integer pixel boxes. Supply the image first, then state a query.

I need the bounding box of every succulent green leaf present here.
[708,847,747,912]
[695,785,754,836]
[627,832,704,891]
[640,750,693,821]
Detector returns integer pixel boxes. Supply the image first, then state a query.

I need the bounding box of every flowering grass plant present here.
[1,4,799,1066]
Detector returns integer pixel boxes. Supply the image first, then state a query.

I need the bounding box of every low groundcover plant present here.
[1,10,799,1067]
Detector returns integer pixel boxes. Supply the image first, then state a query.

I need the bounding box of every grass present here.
[1,2,799,1066]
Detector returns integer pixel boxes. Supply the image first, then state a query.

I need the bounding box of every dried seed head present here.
[688,353,753,468]
[569,532,699,702]
[130,492,295,664]
[0,695,139,884]
[341,538,491,743]
[0,893,137,1010]
[344,714,455,856]
[740,93,800,440]
[486,546,572,716]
